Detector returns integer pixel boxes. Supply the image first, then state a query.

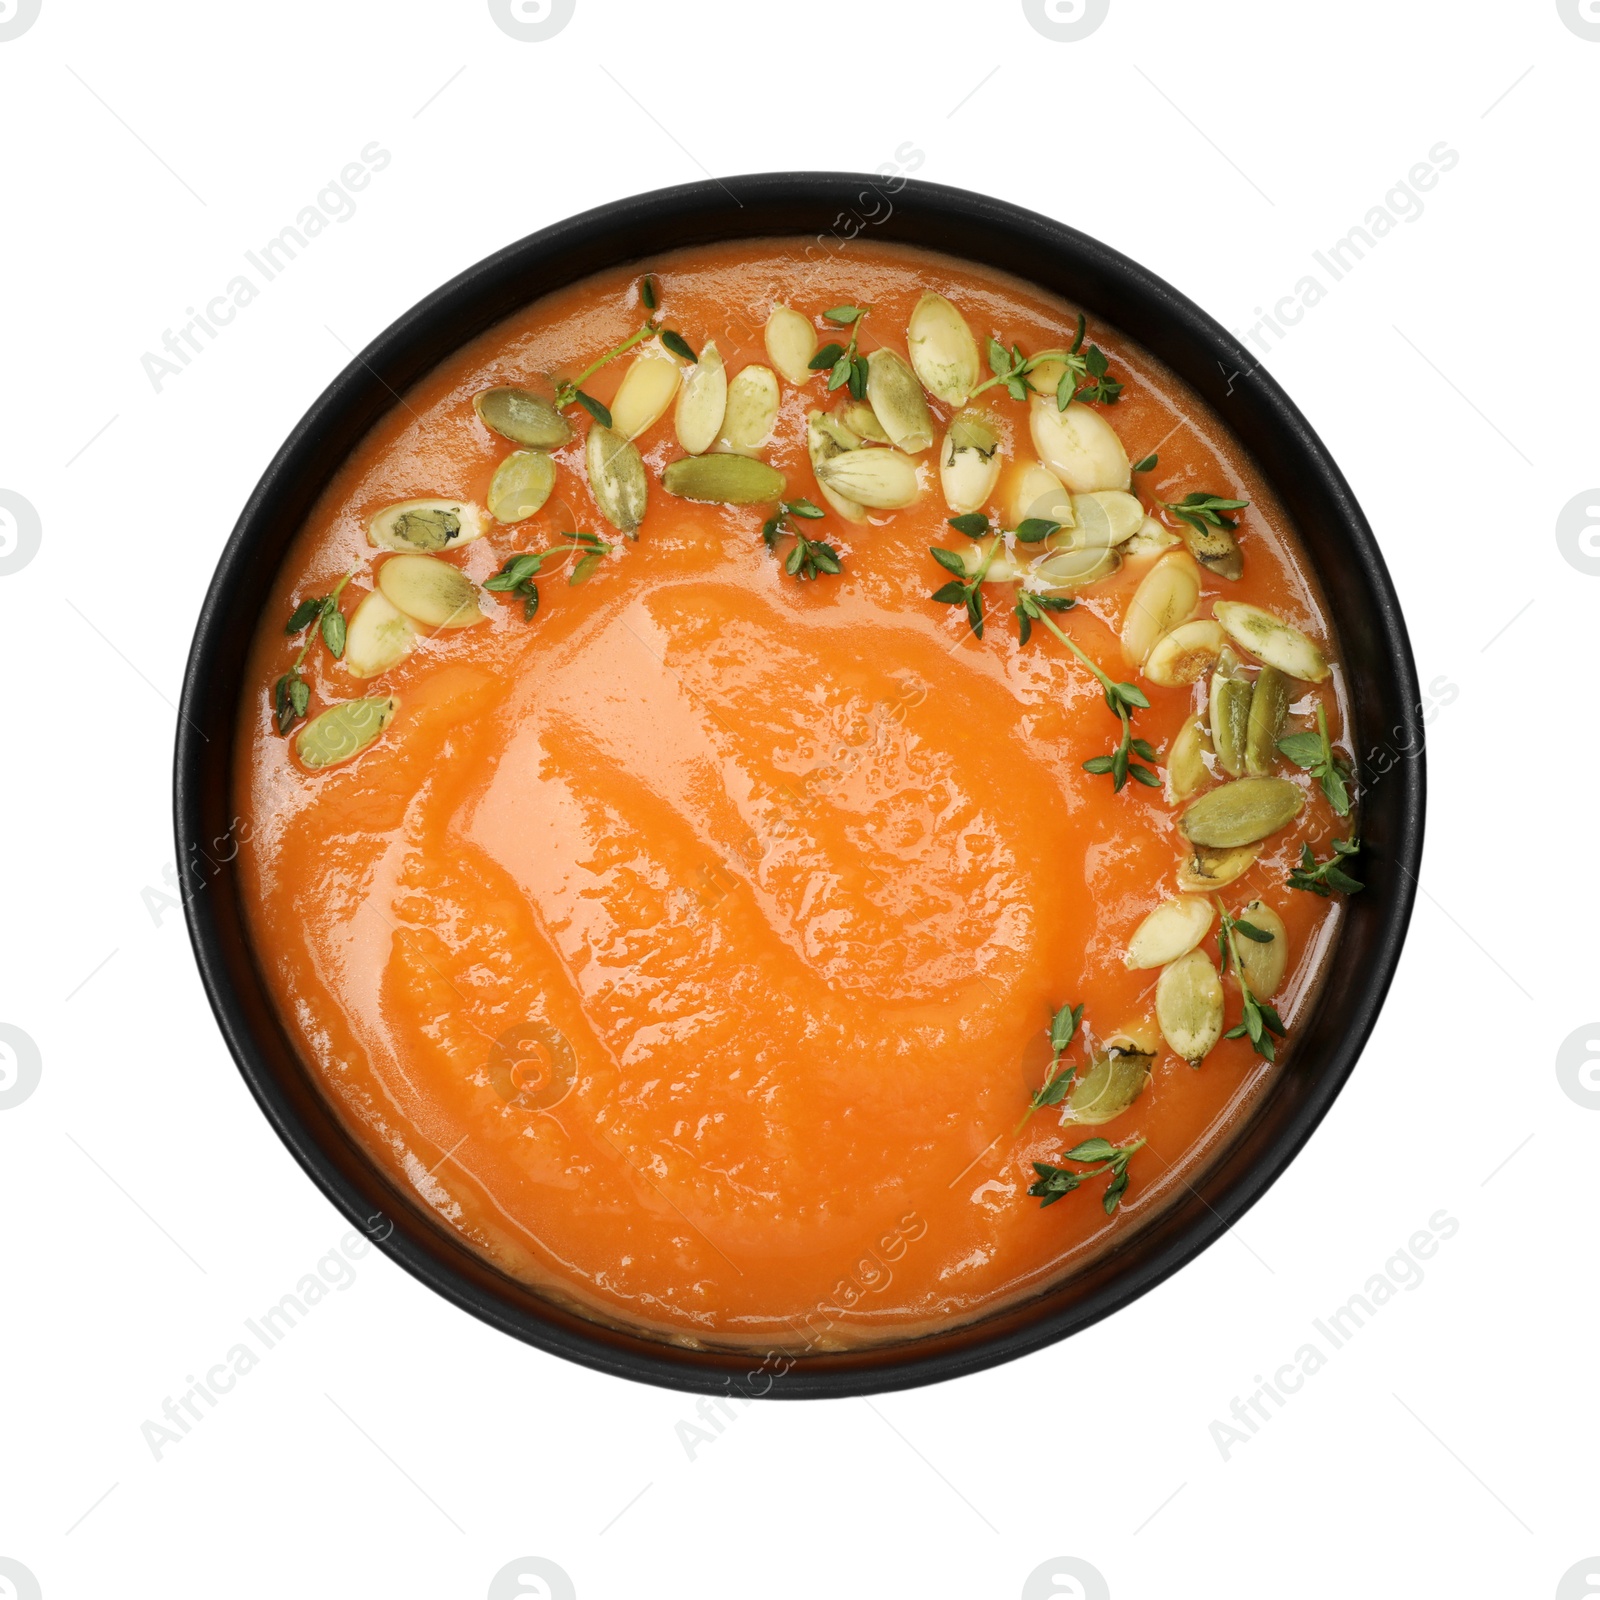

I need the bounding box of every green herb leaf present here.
[285,598,323,635]
[824,305,865,324]
[1131,453,1158,474]
[1286,836,1364,897]
[659,329,697,363]
[786,498,825,519]
[640,275,658,312]
[570,551,604,586]
[1276,702,1354,816]
[947,513,989,539]
[810,342,846,371]
[576,391,613,428]
[1050,1001,1085,1054]
[931,581,968,605]
[1014,518,1058,544]
[320,606,346,660]
[931,547,969,577]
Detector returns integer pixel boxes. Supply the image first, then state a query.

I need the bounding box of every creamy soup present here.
[233,239,1359,1352]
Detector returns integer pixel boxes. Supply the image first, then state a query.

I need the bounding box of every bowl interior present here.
[176,173,1424,1396]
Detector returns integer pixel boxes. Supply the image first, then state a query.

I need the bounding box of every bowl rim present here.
[175,171,1425,1398]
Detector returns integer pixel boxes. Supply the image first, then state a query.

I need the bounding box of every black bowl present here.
[175,173,1424,1397]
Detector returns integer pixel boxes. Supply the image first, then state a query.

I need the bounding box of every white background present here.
[1,1,1596,1596]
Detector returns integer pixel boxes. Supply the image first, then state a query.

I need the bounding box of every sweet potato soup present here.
[234,239,1360,1352]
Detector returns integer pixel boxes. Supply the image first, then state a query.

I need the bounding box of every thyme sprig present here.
[1278,702,1354,816]
[551,273,697,427]
[1160,491,1250,538]
[1029,1136,1146,1215]
[1217,901,1286,1062]
[808,304,871,399]
[1023,1002,1086,1126]
[274,570,356,733]
[968,313,1123,410]
[484,533,611,620]
[761,498,841,581]
[1287,836,1363,897]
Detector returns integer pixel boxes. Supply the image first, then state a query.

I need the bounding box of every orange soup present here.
[234,239,1357,1351]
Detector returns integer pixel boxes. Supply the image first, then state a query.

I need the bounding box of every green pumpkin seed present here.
[1176,843,1259,893]
[807,409,867,523]
[1180,519,1243,580]
[1156,949,1225,1064]
[662,453,786,505]
[1029,393,1129,493]
[1213,601,1330,682]
[295,695,397,770]
[1066,1037,1154,1125]
[1208,661,1253,778]
[906,291,980,406]
[940,411,1002,515]
[585,424,648,536]
[487,451,556,524]
[1180,777,1305,848]
[1125,894,1214,970]
[674,340,727,454]
[764,304,816,386]
[840,399,890,443]
[865,348,934,454]
[377,554,485,628]
[344,590,416,678]
[817,446,921,510]
[368,498,485,554]
[474,386,572,449]
[717,365,780,453]
[1235,899,1288,997]
[1245,665,1289,775]
[1165,714,1213,804]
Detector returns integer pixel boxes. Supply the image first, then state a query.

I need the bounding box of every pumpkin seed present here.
[1009,461,1075,529]
[1124,515,1180,557]
[585,424,648,536]
[1176,843,1259,893]
[940,411,1002,515]
[674,339,727,455]
[957,543,1023,582]
[1121,552,1200,666]
[1066,1037,1154,1125]
[610,352,681,441]
[841,399,890,443]
[1213,601,1329,682]
[1156,949,1225,1064]
[1029,393,1130,493]
[487,452,556,524]
[716,365,780,454]
[1032,544,1119,590]
[1144,619,1225,687]
[1179,516,1243,580]
[344,589,417,678]
[1208,660,1253,778]
[807,409,868,523]
[377,554,485,629]
[474,386,571,449]
[295,694,397,770]
[764,303,816,386]
[368,498,486,554]
[817,446,922,510]
[662,453,786,505]
[1025,356,1069,398]
[1165,715,1213,804]
[865,348,935,455]
[1245,665,1289,775]
[1070,490,1145,547]
[1125,894,1214,970]
[1234,899,1288,997]
[906,291,980,406]
[1180,777,1305,848]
